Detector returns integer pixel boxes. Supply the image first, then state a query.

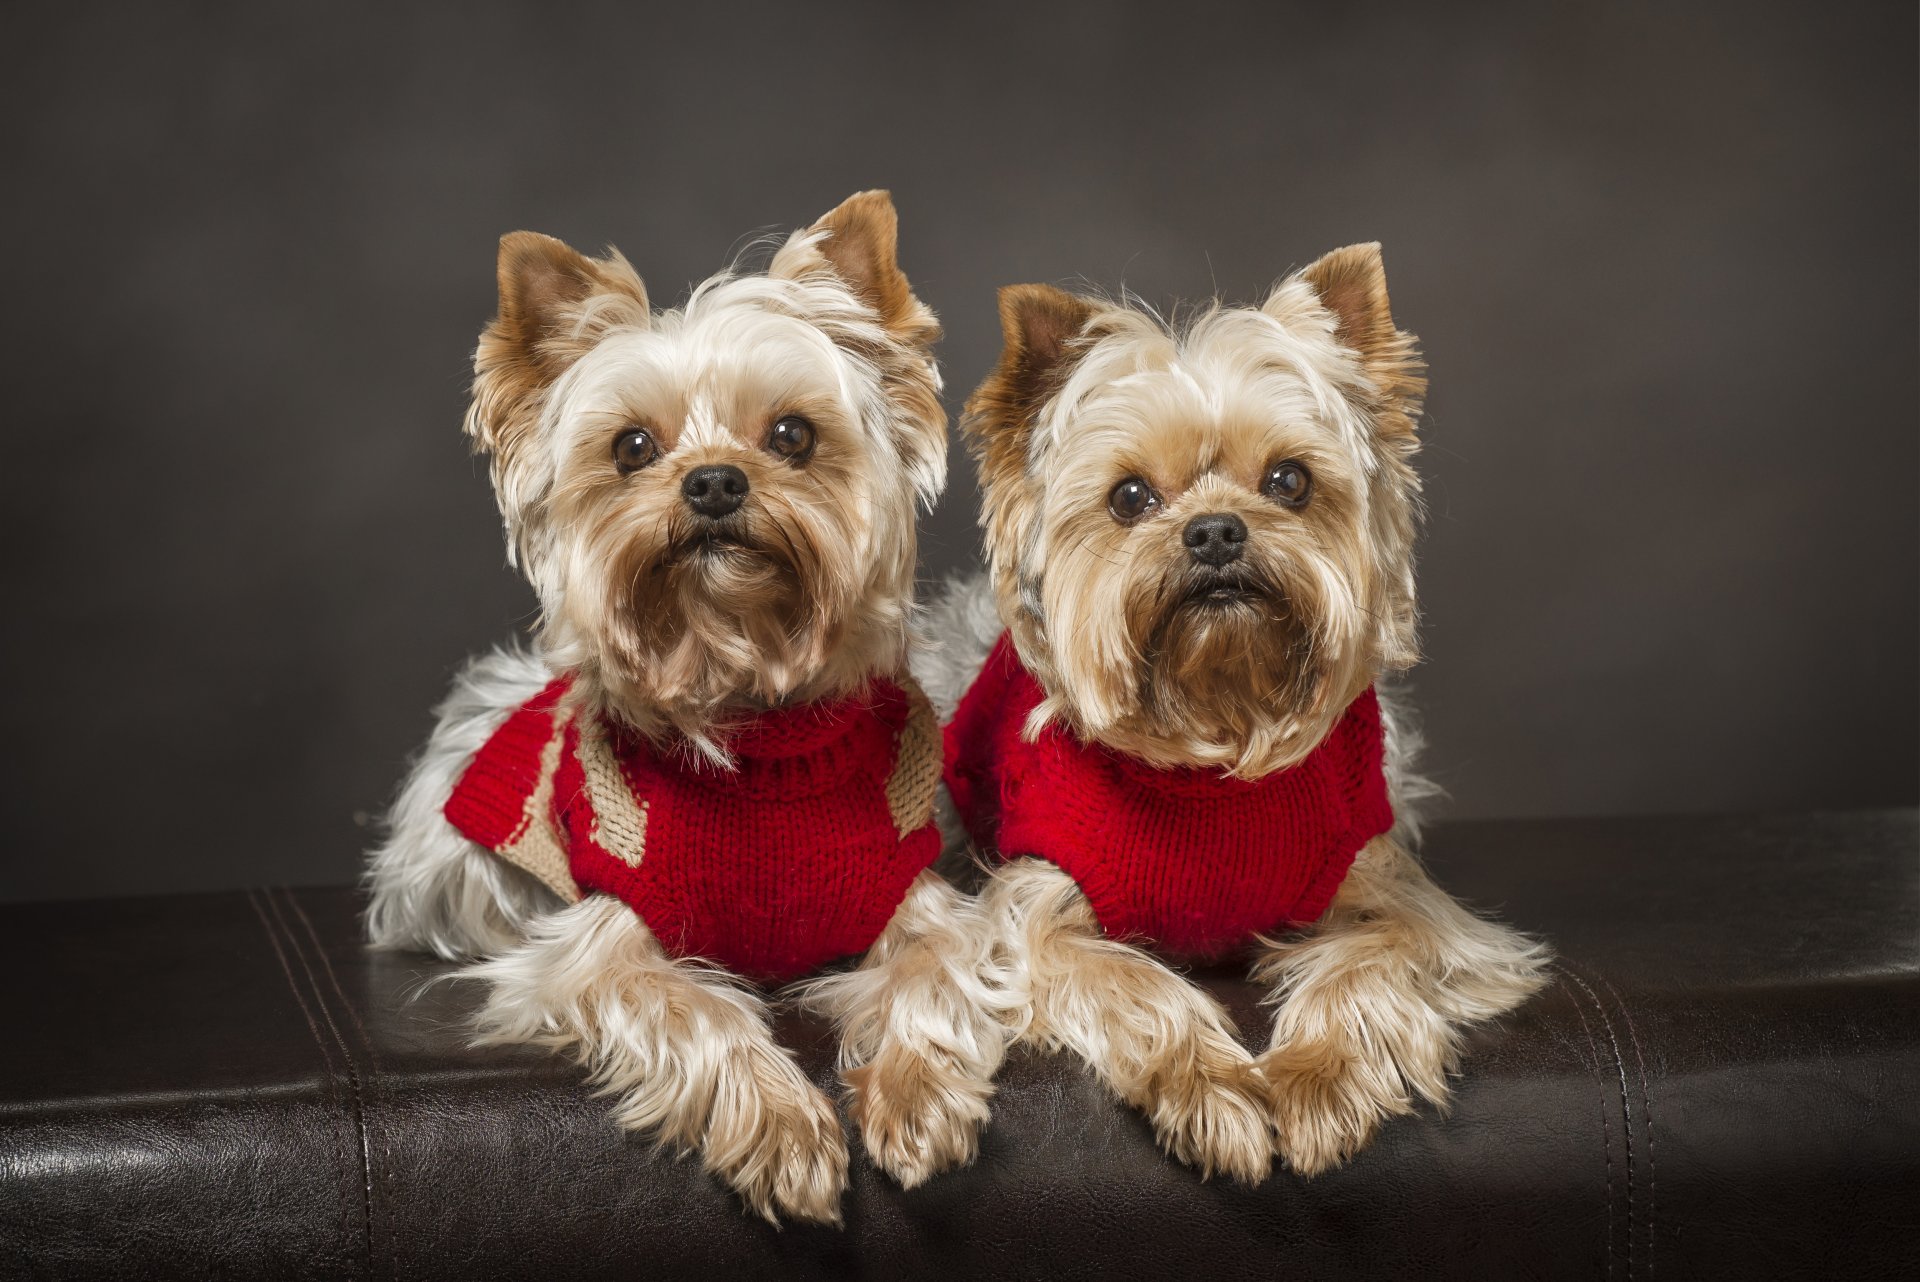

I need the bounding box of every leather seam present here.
[1600,972,1657,1276]
[1563,963,1637,1280]
[283,888,396,1282]
[247,888,355,1277]
[264,887,376,1282]
[1556,965,1617,1279]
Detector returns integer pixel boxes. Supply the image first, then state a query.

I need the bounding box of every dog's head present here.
[963,244,1424,776]
[466,191,945,747]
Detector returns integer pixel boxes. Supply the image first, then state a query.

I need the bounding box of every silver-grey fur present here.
[364,645,564,960]
[912,572,1006,721]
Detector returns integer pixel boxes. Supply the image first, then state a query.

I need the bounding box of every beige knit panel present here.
[493,704,582,903]
[887,679,942,838]
[578,723,650,868]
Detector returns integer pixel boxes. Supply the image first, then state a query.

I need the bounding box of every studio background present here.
[2,0,1913,902]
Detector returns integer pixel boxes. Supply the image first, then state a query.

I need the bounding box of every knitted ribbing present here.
[944,634,1392,959]
[445,675,942,982]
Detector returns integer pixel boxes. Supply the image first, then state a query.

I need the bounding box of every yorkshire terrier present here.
[365,192,1009,1224]
[926,245,1549,1182]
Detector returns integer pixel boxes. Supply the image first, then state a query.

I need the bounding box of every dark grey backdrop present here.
[2,1,1914,901]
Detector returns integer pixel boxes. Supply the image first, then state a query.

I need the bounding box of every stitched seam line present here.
[247,889,353,1276]
[283,889,394,1282]
[1599,972,1656,1276]
[1556,966,1615,1279]
[1564,964,1636,1280]
[264,887,375,1282]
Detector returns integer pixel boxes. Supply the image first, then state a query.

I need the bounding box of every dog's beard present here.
[1135,565,1318,751]
[1045,546,1368,778]
[584,506,852,733]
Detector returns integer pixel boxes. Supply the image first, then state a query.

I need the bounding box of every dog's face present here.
[466,191,945,745]
[965,245,1424,777]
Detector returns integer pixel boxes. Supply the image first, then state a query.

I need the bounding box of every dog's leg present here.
[468,896,849,1225]
[985,857,1273,1184]
[366,647,560,959]
[792,870,1016,1188]
[1253,834,1550,1175]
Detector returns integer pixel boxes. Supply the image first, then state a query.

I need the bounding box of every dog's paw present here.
[1144,1058,1275,1186]
[1256,1039,1427,1177]
[707,1060,850,1226]
[844,1043,994,1189]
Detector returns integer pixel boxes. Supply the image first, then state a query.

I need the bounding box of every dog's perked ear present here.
[963,284,1097,497]
[810,190,938,345]
[1300,242,1393,355]
[1279,243,1426,430]
[467,233,651,489]
[1285,243,1427,670]
[493,232,650,374]
[772,191,949,506]
[769,190,942,350]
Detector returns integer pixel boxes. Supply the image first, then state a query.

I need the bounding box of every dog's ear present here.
[1278,243,1425,428]
[1299,242,1394,358]
[964,284,1097,495]
[467,233,650,529]
[773,190,941,351]
[1291,244,1425,668]
[964,284,1095,626]
[488,232,650,384]
[772,191,948,506]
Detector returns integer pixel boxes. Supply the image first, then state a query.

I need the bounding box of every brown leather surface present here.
[2,810,1916,1280]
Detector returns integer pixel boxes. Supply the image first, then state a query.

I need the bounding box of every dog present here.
[365,191,1010,1224]
[923,244,1549,1182]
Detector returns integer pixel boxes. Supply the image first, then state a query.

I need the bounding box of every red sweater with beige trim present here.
[445,675,943,982]
[944,634,1392,958]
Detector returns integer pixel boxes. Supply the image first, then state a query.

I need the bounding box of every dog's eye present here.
[612,428,658,474]
[1108,477,1160,523]
[1262,459,1313,507]
[767,415,816,464]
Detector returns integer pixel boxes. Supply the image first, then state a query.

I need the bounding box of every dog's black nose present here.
[1182,513,1247,567]
[681,465,749,518]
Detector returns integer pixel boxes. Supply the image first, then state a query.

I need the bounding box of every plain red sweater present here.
[445,675,943,982]
[944,634,1392,958]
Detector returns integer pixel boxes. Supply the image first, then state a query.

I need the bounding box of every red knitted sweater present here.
[944,634,1393,958]
[444,674,943,982]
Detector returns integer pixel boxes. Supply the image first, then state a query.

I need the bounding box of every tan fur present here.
[964,244,1547,1177]
[808,189,942,348]
[984,859,1273,1183]
[791,871,1019,1188]
[1251,835,1549,1174]
[467,235,652,528]
[964,252,1427,778]
[967,284,1098,570]
[445,193,1002,1223]
[466,897,849,1225]
[468,190,946,755]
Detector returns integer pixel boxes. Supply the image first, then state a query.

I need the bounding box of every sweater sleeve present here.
[443,676,582,902]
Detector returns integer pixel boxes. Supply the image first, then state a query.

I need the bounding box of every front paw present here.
[1256,1039,1429,1176]
[707,1065,850,1226]
[844,1043,993,1189]
[1142,1058,1275,1186]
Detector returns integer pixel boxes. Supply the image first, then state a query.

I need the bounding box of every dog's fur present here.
[933,246,1549,1180]
[366,192,1010,1224]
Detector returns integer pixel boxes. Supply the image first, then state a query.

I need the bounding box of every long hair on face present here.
[963,247,1425,778]
[463,193,946,758]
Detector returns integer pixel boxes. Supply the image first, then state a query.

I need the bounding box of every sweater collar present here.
[602,681,902,799]
[712,691,877,761]
[988,633,1369,794]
